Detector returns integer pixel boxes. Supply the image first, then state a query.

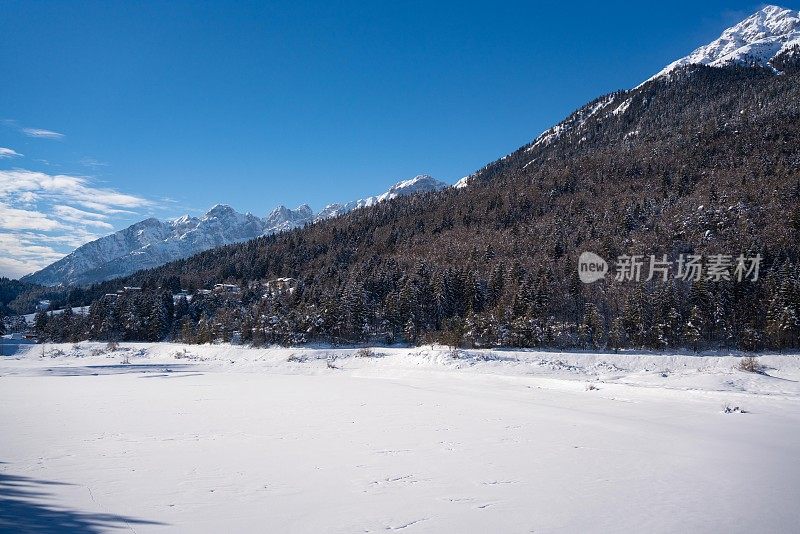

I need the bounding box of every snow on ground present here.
[2,343,799,533]
[21,306,90,326]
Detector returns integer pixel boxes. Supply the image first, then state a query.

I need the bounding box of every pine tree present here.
[146,293,172,341]
[487,263,505,309]
[101,301,123,342]
[512,275,534,318]
[621,290,645,348]
[342,281,368,341]
[578,303,605,349]
[685,305,704,352]
[509,315,530,347]
[688,279,713,345]
[608,317,625,352]
[33,310,49,342]
[532,271,552,320]
[440,316,464,349]
[196,315,213,344]
[172,296,190,338]
[470,275,486,314]
[403,317,417,345]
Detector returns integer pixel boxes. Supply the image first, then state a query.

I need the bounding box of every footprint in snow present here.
[386,517,429,530]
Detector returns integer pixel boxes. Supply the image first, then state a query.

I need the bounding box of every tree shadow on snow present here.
[40,364,198,377]
[0,467,166,533]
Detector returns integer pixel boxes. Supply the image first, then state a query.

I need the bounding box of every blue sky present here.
[0,0,780,278]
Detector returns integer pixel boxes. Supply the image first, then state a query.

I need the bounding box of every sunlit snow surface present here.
[2,343,799,533]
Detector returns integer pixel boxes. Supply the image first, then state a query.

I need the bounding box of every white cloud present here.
[0,256,52,280]
[0,205,62,231]
[22,127,65,139]
[52,205,108,220]
[0,170,151,210]
[52,205,113,229]
[74,201,137,215]
[0,147,22,158]
[0,232,66,279]
[14,230,101,249]
[16,191,40,205]
[0,168,153,278]
[1,119,63,141]
[79,157,108,168]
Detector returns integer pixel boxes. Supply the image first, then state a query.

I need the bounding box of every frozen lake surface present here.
[2,343,799,532]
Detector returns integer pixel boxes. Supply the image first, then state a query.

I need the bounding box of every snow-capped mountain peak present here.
[203,203,236,217]
[651,5,800,80]
[172,214,194,225]
[266,203,312,220]
[265,204,314,232]
[201,204,258,227]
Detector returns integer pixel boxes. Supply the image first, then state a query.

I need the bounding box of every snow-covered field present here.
[2,343,799,533]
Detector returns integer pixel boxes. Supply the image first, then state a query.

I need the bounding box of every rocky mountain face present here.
[22,175,447,286]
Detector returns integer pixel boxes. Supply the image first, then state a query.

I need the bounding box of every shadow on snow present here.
[0,465,166,533]
[40,363,199,377]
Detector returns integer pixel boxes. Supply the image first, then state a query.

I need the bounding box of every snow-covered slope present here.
[526,93,619,151]
[20,217,175,287]
[652,5,800,80]
[314,175,447,221]
[23,175,446,286]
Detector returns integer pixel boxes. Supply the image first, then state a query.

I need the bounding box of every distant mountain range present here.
[23,175,447,286]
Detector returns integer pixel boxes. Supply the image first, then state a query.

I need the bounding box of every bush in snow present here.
[738,356,762,373]
[355,347,378,358]
[723,404,748,414]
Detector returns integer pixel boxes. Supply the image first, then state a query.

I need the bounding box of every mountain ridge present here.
[23,174,448,287]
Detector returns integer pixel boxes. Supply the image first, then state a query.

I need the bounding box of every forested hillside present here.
[0,278,73,317]
[34,63,800,351]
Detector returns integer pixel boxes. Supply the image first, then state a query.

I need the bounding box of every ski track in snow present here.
[1,342,799,533]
